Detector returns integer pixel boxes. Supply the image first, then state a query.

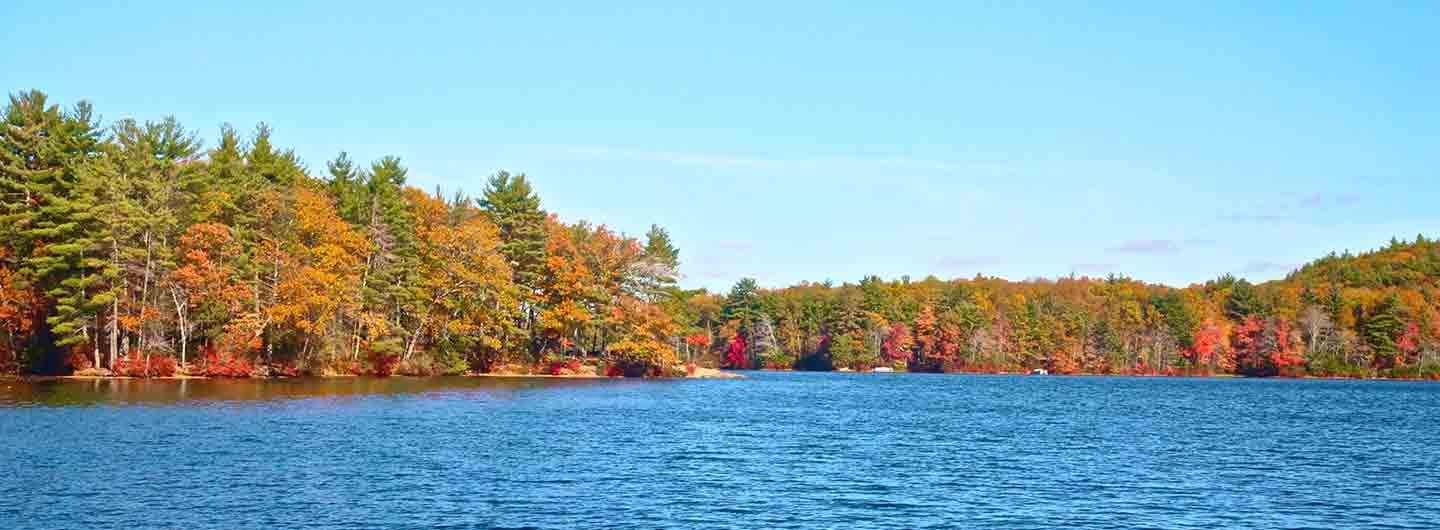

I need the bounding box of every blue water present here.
[2,372,1437,529]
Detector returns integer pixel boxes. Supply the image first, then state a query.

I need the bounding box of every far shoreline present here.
[14,368,1438,383]
[19,366,745,382]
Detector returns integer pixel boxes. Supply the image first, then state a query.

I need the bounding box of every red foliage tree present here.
[881,323,914,363]
[1232,316,1266,376]
[1398,321,1422,367]
[1268,318,1304,375]
[1185,320,1223,373]
[912,305,941,371]
[684,332,712,354]
[724,332,748,369]
[1233,316,1302,377]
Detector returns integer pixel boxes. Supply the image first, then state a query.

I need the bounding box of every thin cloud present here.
[556,145,798,170]
[1298,192,1361,208]
[1107,239,1180,254]
[1223,192,1361,222]
[934,255,1000,270]
[535,144,1022,174]
[1221,212,1293,223]
[1070,263,1120,274]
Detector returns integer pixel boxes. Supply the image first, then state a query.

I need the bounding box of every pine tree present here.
[636,224,680,301]
[722,278,761,326]
[1364,294,1404,369]
[82,117,201,367]
[325,152,366,225]
[478,171,547,293]
[0,90,105,372]
[356,156,418,361]
[244,124,303,186]
[478,171,548,353]
[1326,283,1346,324]
[644,224,679,270]
[199,124,250,222]
[1224,280,1264,322]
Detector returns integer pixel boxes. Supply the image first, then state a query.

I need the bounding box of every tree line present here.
[4,89,1437,380]
[0,90,683,377]
[693,237,1440,379]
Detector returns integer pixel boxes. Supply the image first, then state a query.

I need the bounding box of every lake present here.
[2,372,1437,529]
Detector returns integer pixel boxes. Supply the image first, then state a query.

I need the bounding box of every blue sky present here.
[5,1,1439,292]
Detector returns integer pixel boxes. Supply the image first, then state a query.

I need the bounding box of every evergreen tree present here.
[1326,283,1346,324]
[722,278,762,326]
[244,123,304,186]
[1224,279,1265,322]
[356,156,417,359]
[636,224,680,300]
[478,171,547,293]
[92,117,200,365]
[1156,292,1196,349]
[643,224,679,270]
[1364,294,1404,369]
[477,171,548,354]
[325,152,366,225]
[0,90,105,372]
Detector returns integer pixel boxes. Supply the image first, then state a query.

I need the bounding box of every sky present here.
[5,1,1439,292]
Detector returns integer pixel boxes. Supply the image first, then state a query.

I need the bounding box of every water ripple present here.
[2,373,1438,529]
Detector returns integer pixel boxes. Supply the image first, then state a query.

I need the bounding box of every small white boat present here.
[872,367,894,373]
[1030,368,1049,375]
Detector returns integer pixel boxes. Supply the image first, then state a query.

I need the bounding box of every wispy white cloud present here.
[934,255,1000,270]
[528,143,1039,175]
[1070,263,1120,274]
[1298,192,1362,208]
[1223,191,1363,223]
[1107,239,1181,254]
[1221,212,1293,223]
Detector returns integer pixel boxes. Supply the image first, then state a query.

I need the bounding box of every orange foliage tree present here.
[401,188,516,373]
[266,187,369,372]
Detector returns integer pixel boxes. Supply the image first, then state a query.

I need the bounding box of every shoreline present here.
[25,366,745,382]
[728,367,1438,382]
[15,369,1434,382]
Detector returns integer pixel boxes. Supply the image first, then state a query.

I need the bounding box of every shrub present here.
[114,352,177,378]
[370,352,400,377]
[542,356,584,375]
[332,359,361,375]
[199,346,254,378]
[66,351,93,373]
[270,361,302,378]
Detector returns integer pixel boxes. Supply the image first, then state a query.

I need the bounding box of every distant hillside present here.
[1282,236,1440,289]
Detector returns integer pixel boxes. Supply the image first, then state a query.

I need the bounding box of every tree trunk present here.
[170,287,188,367]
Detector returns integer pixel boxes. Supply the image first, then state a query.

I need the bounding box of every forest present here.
[3,90,1439,380]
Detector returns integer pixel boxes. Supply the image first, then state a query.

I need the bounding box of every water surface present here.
[3,373,1437,529]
